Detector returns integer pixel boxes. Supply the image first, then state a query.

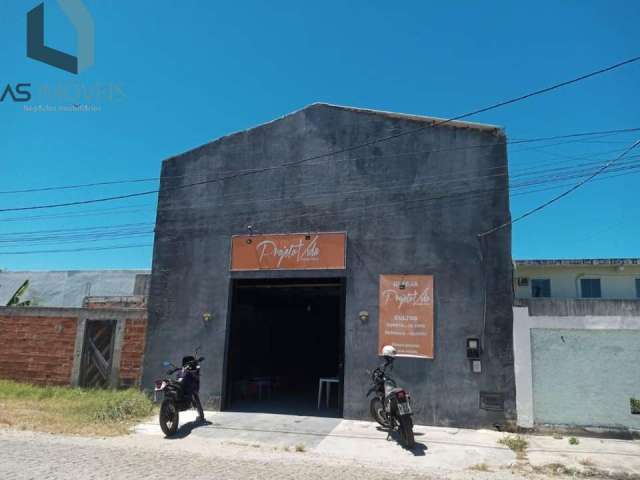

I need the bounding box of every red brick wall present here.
[0,314,77,386]
[119,317,147,387]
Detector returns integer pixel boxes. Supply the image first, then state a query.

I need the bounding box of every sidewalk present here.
[134,410,640,478]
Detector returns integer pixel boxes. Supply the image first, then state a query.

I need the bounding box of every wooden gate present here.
[80,320,117,388]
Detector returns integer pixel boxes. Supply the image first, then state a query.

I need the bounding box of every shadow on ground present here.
[165,419,213,439]
[376,426,428,456]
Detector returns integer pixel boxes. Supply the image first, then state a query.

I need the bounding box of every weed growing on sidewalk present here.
[469,463,490,472]
[295,443,306,452]
[498,435,528,458]
[0,379,154,436]
[569,436,580,445]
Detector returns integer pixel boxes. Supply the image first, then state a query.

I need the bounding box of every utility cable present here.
[0,127,638,196]
[2,56,639,212]
[477,138,640,237]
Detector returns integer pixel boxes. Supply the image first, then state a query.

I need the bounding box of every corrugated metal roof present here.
[0,270,150,307]
[0,275,29,305]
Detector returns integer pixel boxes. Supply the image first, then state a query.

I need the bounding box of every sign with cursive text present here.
[231,232,346,271]
[379,275,434,358]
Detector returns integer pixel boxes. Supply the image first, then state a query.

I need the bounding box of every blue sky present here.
[1,1,639,270]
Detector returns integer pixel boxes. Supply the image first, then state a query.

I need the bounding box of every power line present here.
[0,222,154,237]
[478,138,640,237]
[5,158,640,247]
[0,144,621,224]
[1,127,638,196]
[0,243,152,256]
[3,165,639,252]
[2,56,639,213]
[2,154,639,246]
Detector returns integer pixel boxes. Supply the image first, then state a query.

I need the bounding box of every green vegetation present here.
[0,379,154,435]
[469,463,490,472]
[569,436,580,445]
[6,279,30,306]
[498,434,529,458]
[294,443,306,452]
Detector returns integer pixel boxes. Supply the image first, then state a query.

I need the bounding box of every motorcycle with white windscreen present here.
[366,345,415,448]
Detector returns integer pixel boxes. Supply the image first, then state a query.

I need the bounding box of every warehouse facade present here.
[143,103,515,428]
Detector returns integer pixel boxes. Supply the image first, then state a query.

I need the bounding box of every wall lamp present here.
[358,310,369,323]
[202,312,212,323]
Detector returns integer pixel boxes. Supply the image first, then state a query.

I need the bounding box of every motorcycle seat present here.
[384,387,405,398]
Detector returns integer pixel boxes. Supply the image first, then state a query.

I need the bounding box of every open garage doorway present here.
[224,278,345,417]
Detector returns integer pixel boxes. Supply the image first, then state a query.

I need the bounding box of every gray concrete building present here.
[143,103,515,428]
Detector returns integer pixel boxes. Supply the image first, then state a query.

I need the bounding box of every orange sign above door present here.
[379,275,434,359]
[231,232,346,271]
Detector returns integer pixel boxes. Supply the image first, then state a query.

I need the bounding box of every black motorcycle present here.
[154,350,205,436]
[367,355,415,448]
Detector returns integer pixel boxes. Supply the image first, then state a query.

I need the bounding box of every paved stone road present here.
[0,429,533,480]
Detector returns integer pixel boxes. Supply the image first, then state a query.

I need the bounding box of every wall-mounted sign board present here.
[378,274,434,359]
[231,232,346,271]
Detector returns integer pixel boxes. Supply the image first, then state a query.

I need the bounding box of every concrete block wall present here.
[83,295,147,310]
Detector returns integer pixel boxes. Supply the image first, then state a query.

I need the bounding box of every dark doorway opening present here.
[224,277,345,417]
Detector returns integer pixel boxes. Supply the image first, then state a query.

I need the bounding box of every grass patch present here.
[534,462,638,479]
[498,434,528,458]
[569,436,580,445]
[469,463,490,472]
[294,443,306,452]
[0,379,154,436]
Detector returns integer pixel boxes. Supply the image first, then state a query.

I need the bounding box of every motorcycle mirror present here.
[198,356,205,362]
[162,361,171,367]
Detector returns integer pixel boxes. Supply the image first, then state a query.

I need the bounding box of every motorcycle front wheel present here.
[159,399,179,436]
[369,397,390,428]
[398,415,415,449]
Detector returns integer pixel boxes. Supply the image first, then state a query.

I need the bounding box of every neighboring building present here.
[0,270,150,307]
[514,259,640,300]
[513,299,640,433]
[144,103,515,429]
[0,270,151,388]
[0,306,147,388]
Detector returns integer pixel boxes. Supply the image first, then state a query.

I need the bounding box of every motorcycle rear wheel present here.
[398,415,415,449]
[369,397,391,428]
[159,400,179,436]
